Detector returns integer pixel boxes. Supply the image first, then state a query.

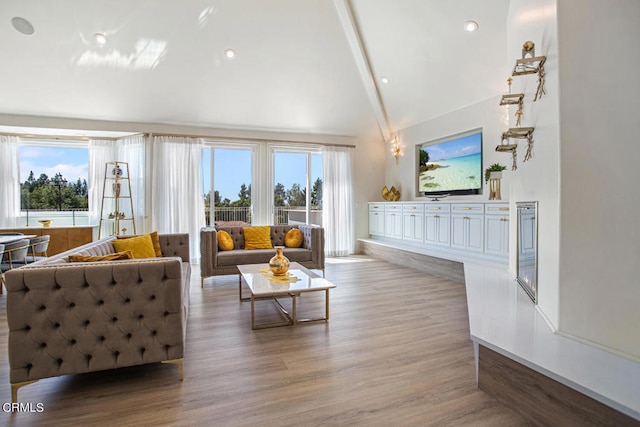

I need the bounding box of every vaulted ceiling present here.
[0,0,509,140]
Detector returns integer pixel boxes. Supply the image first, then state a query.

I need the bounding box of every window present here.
[19,143,89,218]
[202,147,253,227]
[273,151,322,226]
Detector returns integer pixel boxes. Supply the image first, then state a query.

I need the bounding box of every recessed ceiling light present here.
[464,20,479,32]
[11,17,35,35]
[224,48,235,59]
[381,77,390,84]
[94,33,108,45]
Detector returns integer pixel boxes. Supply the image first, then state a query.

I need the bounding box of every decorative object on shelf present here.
[522,40,535,58]
[99,161,136,238]
[38,219,52,228]
[389,134,401,164]
[496,132,519,170]
[506,127,535,162]
[512,41,547,101]
[484,163,507,184]
[485,163,507,200]
[500,79,526,126]
[382,185,400,201]
[269,246,291,276]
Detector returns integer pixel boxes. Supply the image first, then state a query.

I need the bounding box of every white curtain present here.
[88,139,116,237]
[0,135,20,227]
[322,146,355,256]
[151,136,205,261]
[117,135,147,234]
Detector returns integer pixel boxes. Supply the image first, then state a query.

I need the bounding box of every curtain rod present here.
[0,132,148,141]
[151,132,356,149]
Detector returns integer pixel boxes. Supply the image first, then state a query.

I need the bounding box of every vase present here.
[269,246,290,276]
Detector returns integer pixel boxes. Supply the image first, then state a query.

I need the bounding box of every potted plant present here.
[485,163,507,183]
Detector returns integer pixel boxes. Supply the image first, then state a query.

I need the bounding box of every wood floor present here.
[0,256,531,426]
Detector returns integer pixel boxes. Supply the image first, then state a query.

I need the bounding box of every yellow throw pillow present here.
[243,226,273,250]
[217,230,234,251]
[117,231,163,257]
[112,233,157,259]
[69,250,133,262]
[285,228,304,248]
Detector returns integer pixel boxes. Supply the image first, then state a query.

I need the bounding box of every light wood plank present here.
[0,256,529,426]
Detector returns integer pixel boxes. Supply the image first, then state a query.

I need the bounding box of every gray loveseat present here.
[200,224,324,286]
[4,233,190,402]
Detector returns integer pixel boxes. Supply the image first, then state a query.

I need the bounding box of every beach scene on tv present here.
[418,133,482,193]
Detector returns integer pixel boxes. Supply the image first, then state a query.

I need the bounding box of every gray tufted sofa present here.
[200,224,324,286]
[4,233,190,402]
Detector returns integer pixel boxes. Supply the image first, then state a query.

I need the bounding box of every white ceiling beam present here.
[333,0,391,142]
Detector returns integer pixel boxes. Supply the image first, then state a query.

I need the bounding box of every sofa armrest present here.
[200,227,218,278]
[159,233,190,263]
[298,225,325,270]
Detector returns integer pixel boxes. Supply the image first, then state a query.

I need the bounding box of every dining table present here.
[0,235,37,245]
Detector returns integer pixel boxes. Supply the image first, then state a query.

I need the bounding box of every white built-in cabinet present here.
[484,204,510,257]
[384,204,403,239]
[402,204,424,242]
[369,204,385,237]
[450,204,484,253]
[424,204,450,247]
[368,201,509,262]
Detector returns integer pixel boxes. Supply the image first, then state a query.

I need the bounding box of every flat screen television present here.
[417,129,483,196]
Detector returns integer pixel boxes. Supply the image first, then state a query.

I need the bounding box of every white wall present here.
[556,0,640,360]
[385,96,508,203]
[506,0,561,329]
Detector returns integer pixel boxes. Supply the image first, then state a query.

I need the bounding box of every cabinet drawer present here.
[451,204,483,215]
[384,204,402,211]
[369,204,385,212]
[402,204,424,213]
[485,204,510,215]
[424,203,450,213]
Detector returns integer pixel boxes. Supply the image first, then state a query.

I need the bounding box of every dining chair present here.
[0,239,30,295]
[24,235,51,263]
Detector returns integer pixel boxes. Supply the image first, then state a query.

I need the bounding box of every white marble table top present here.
[238,263,335,297]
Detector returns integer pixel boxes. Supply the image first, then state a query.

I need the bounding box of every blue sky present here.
[19,146,88,183]
[421,133,482,162]
[202,149,322,201]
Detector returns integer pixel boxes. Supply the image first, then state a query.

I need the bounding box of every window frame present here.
[269,144,323,226]
[18,138,90,224]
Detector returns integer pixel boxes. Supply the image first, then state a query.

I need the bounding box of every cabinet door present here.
[436,214,450,246]
[403,212,423,242]
[450,214,467,249]
[369,211,384,236]
[384,212,399,238]
[451,214,483,252]
[485,215,508,256]
[466,215,484,253]
[425,214,438,244]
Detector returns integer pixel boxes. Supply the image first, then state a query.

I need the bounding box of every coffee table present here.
[238,262,336,330]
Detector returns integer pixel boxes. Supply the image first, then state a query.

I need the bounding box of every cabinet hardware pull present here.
[462,207,471,211]
[410,214,415,217]
[433,207,441,210]
[434,215,439,219]
[499,207,509,211]
[464,216,470,220]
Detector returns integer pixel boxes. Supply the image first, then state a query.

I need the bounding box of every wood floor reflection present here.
[0,256,531,426]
